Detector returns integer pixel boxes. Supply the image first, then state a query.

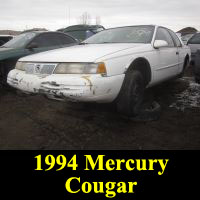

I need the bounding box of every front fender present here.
[98,51,155,77]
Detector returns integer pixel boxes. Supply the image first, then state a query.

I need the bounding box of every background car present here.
[194,49,200,83]
[57,24,105,41]
[0,35,14,46]
[181,33,194,45]
[187,32,200,65]
[0,31,77,86]
[8,25,190,117]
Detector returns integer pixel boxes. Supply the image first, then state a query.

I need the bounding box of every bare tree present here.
[78,12,91,25]
[95,16,101,25]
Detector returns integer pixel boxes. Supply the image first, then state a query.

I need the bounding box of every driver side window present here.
[155,28,175,47]
[29,34,48,48]
[29,33,62,48]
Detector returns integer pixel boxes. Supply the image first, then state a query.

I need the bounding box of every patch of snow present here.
[170,78,200,111]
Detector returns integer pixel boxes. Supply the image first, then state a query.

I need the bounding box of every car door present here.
[168,29,185,74]
[154,27,179,82]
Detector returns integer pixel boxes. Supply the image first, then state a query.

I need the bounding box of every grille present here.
[25,63,57,75]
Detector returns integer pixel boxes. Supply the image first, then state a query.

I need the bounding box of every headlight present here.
[53,62,107,75]
[15,62,26,71]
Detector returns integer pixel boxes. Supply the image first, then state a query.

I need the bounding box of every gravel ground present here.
[0,67,200,150]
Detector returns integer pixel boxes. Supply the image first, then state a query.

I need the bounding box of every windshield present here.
[2,32,37,48]
[84,26,155,44]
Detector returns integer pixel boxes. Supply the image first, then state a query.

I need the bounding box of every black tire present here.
[179,57,189,78]
[116,70,145,117]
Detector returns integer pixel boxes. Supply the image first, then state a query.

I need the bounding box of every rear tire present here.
[116,70,145,117]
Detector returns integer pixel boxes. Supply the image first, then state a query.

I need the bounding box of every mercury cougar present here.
[7,25,191,116]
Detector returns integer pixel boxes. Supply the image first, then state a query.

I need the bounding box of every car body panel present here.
[0,48,26,60]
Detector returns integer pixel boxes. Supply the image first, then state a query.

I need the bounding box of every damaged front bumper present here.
[7,69,124,103]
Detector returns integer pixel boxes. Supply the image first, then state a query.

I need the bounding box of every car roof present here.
[58,24,105,32]
[20,30,47,34]
[99,25,156,31]
[17,31,77,42]
[21,30,74,36]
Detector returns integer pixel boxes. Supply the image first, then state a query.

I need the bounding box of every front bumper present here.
[7,69,124,103]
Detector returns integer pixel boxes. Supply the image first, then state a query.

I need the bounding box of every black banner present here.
[0,150,198,199]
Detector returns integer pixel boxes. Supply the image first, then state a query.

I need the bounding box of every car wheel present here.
[116,70,145,117]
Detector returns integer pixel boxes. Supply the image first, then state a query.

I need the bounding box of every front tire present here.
[116,70,145,117]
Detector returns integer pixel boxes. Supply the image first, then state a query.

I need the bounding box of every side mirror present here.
[26,42,38,50]
[154,40,168,49]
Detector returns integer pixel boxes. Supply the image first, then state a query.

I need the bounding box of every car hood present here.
[0,47,15,60]
[19,43,149,63]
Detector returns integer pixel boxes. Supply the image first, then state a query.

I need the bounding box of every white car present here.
[7,25,191,116]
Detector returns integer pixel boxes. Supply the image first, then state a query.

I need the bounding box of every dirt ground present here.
[0,67,200,150]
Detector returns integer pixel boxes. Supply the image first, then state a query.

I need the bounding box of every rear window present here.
[188,33,200,44]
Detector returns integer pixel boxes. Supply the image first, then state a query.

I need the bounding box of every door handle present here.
[176,52,179,55]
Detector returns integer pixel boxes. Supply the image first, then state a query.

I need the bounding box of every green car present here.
[0,31,77,86]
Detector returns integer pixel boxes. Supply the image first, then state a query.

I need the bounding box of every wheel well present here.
[185,54,189,63]
[126,57,152,86]
[184,54,189,68]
